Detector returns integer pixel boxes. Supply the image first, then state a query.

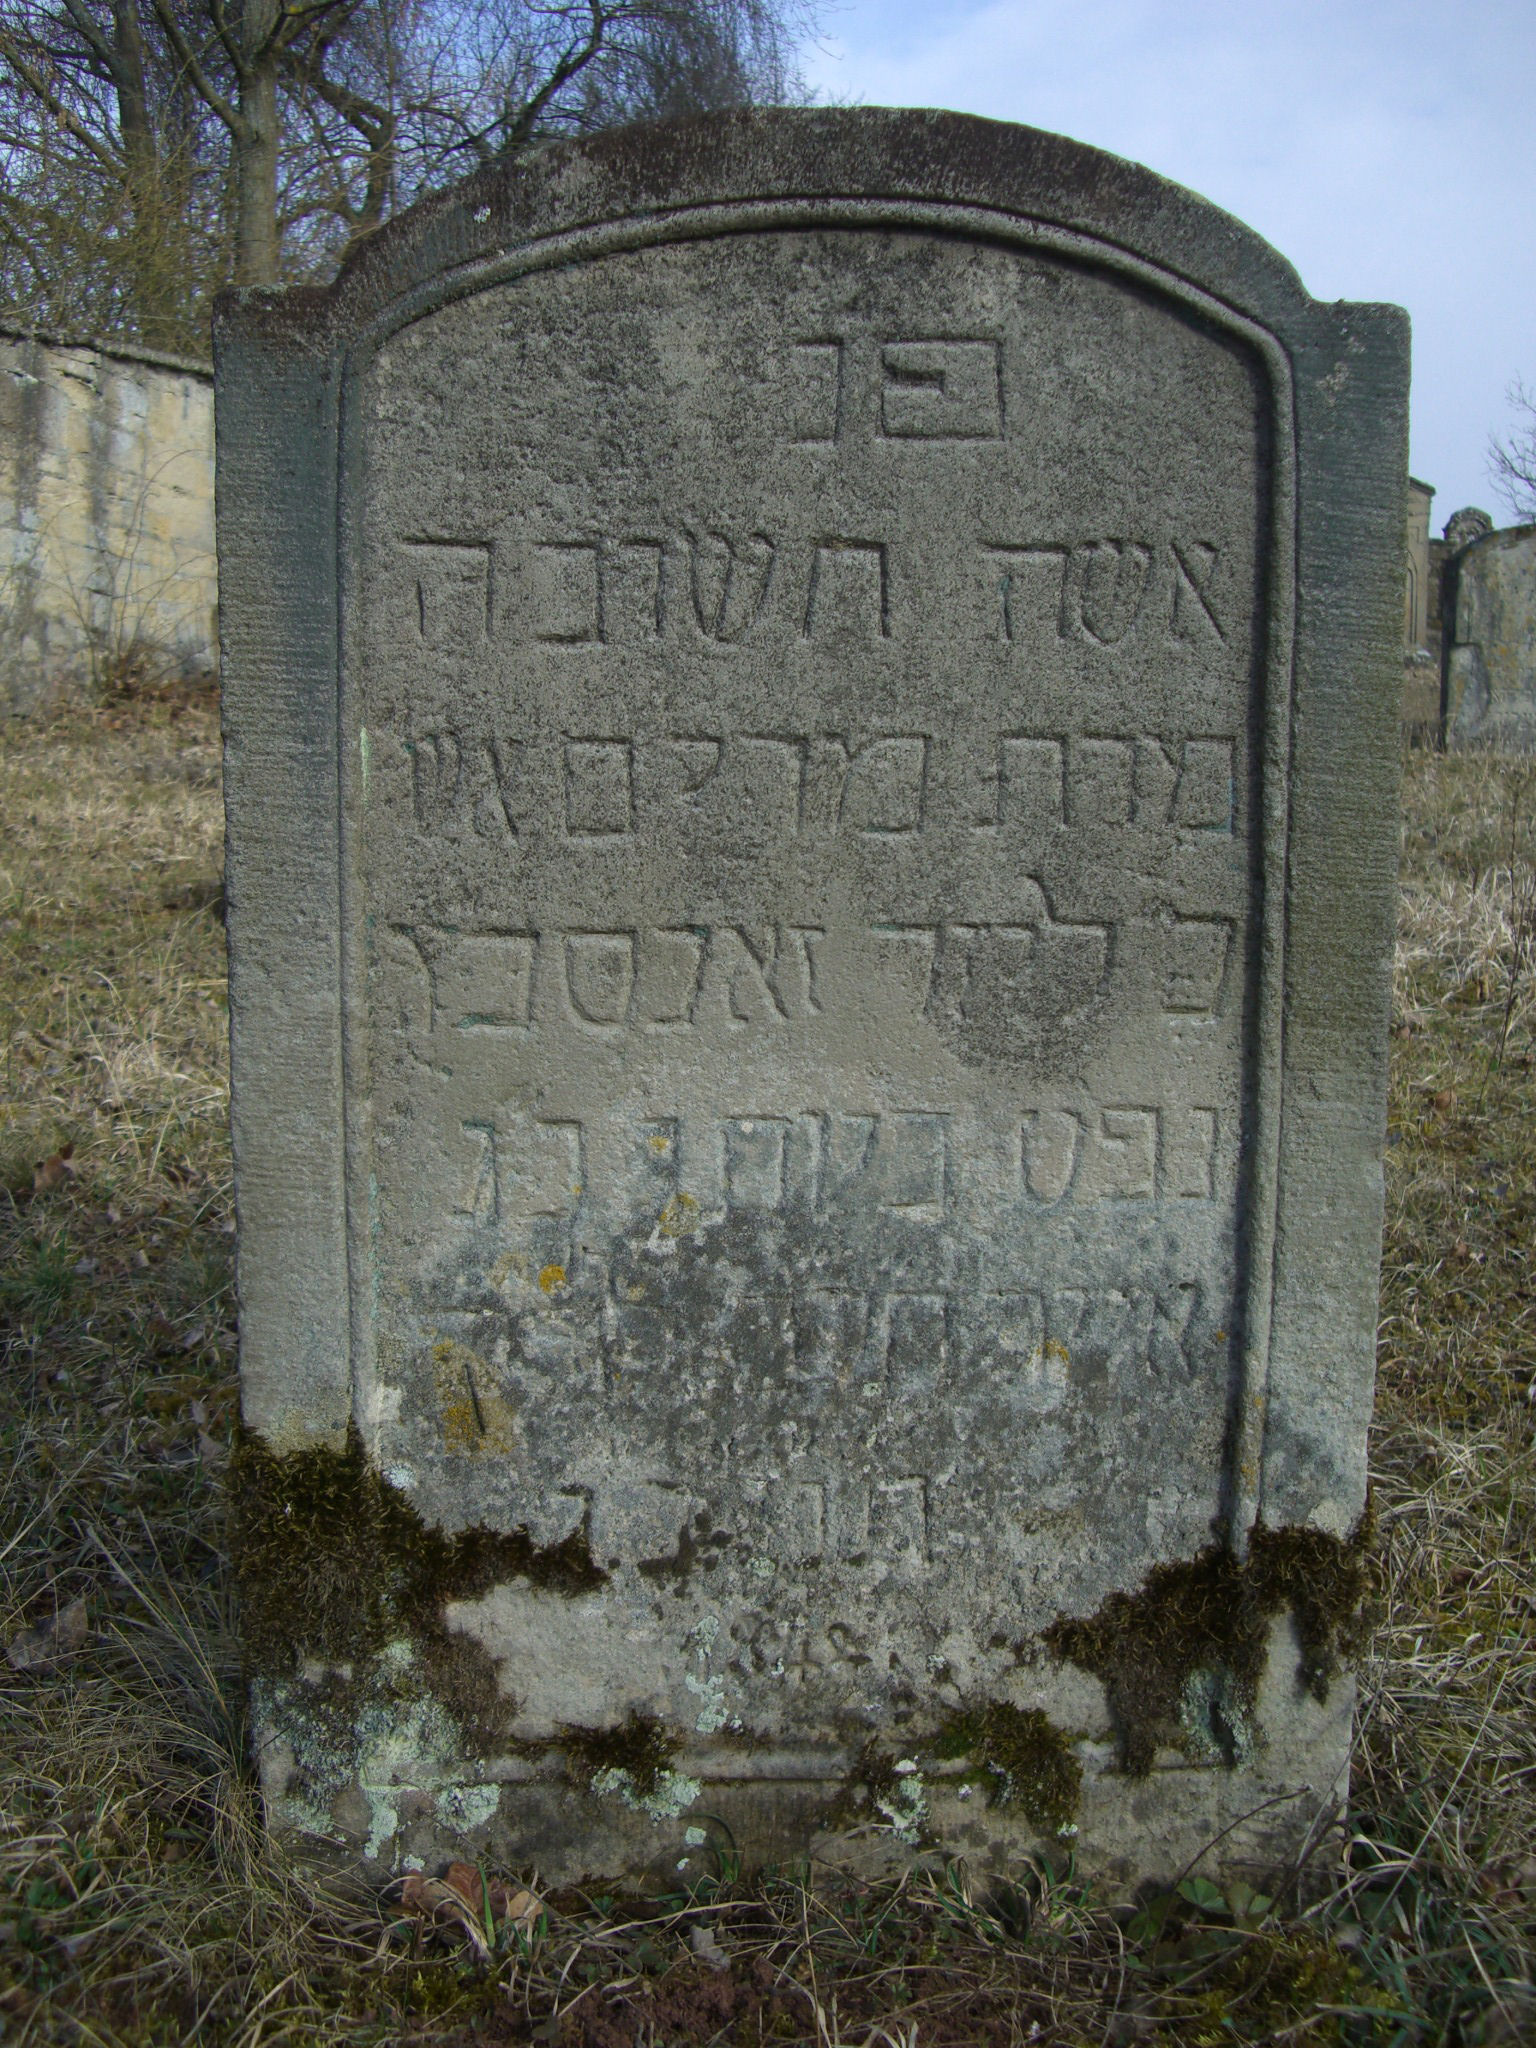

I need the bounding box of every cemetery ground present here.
[0,691,1532,2048]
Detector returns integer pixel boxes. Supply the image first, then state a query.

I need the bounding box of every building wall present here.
[1445,522,1536,750]
[1,328,216,712]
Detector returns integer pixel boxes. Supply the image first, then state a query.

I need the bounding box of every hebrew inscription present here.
[443,1101,1220,1226]
[395,529,1233,653]
[352,223,1269,1658]
[393,727,1236,844]
[784,335,1003,443]
[985,539,1226,645]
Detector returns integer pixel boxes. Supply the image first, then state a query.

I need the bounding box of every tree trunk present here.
[233,0,281,286]
[109,1,184,349]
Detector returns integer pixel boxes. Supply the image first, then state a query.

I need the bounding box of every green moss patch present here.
[229,1424,607,1676]
[1044,1516,1374,1776]
[557,1711,681,1797]
[932,1702,1081,1833]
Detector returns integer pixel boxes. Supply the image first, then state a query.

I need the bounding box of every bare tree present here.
[0,0,815,348]
[282,0,812,263]
[1488,377,1536,523]
[0,0,228,350]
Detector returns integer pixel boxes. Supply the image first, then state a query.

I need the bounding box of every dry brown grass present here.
[0,710,1532,2044]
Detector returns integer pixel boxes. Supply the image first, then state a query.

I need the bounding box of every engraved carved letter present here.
[688,532,775,642]
[880,340,1001,440]
[803,540,890,639]
[1074,540,1152,644]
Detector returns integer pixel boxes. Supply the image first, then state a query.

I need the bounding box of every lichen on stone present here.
[874,1758,927,1845]
[550,1704,706,1823]
[590,1765,703,1822]
[436,1782,502,1831]
[685,1671,731,1733]
[825,1738,931,1848]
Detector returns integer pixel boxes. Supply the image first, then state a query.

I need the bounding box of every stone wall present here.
[1,327,216,712]
[1401,476,1439,735]
[1404,476,1433,652]
[1444,521,1536,750]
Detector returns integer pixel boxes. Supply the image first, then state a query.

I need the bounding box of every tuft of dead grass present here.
[0,709,1532,2044]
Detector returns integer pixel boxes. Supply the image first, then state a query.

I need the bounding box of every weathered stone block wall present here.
[0,328,216,712]
[1400,478,1440,738]
[1445,523,1536,750]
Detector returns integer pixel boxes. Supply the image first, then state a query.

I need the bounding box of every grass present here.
[0,700,1533,2044]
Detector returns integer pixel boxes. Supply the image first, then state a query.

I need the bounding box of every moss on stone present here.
[1043,1510,1375,1776]
[412,1619,518,1755]
[229,1423,607,1702]
[932,1702,1081,1833]
[1247,1518,1375,1701]
[557,1710,681,1797]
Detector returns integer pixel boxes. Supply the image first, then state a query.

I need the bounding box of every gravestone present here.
[1444,521,1536,750]
[216,110,1407,1888]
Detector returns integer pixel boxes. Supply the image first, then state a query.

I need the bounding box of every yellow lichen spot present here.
[648,1133,671,1154]
[625,1283,647,1303]
[1044,1338,1070,1365]
[656,1191,700,1238]
[539,1263,567,1294]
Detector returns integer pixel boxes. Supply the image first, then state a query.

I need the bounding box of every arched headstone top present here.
[219,108,1346,351]
[1443,506,1495,551]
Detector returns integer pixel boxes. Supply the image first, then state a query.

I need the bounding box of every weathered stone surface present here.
[216,109,1407,1889]
[1445,522,1536,750]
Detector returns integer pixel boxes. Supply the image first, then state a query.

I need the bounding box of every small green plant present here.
[1128,1873,1274,1943]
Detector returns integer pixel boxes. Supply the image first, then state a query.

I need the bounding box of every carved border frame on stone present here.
[332,199,1297,1550]
[217,109,1406,1562]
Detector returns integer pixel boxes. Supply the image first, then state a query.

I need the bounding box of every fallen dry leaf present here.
[400,1868,491,1961]
[447,1859,541,1928]
[398,1862,543,1960]
[7,1596,88,1672]
[689,1921,731,1971]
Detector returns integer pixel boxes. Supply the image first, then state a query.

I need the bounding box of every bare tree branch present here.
[0,31,125,172]
[1489,378,1536,524]
[145,0,242,128]
[0,0,818,339]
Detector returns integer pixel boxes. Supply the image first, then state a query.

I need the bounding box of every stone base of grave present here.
[254,1615,1351,1894]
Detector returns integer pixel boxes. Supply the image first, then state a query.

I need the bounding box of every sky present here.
[798,0,1536,525]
